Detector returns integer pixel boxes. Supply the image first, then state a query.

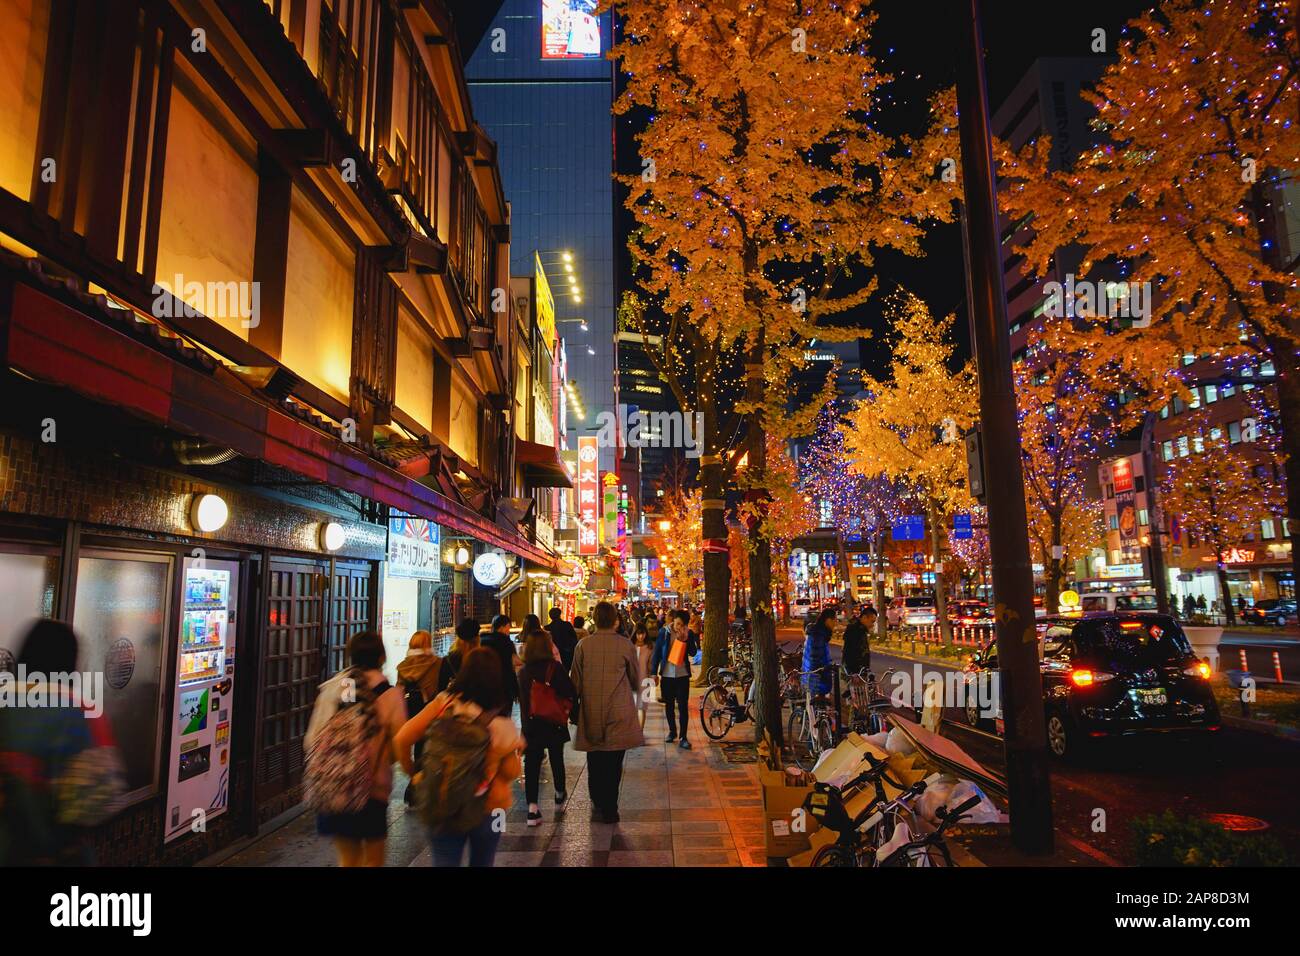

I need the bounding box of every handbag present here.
[528,663,572,726]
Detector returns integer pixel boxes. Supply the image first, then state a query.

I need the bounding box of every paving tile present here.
[607,850,675,867]
[617,808,673,822]
[610,833,674,852]
[671,820,731,834]
[670,807,727,822]
[492,851,548,868]
[672,833,737,850]
[675,849,743,867]
[541,850,610,867]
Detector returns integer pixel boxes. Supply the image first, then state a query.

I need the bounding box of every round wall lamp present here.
[191,494,229,533]
[320,521,345,552]
[455,546,471,566]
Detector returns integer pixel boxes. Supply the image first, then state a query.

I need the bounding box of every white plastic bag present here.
[884,727,915,755]
[941,780,1001,824]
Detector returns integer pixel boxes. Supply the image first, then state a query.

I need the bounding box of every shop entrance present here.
[255,556,376,816]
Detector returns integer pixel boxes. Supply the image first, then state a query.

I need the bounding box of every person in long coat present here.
[569,601,645,824]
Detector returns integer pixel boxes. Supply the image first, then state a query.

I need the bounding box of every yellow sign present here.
[1059,589,1080,608]
[534,252,556,350]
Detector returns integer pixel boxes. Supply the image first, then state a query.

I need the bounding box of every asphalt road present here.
[778,635,1300,864]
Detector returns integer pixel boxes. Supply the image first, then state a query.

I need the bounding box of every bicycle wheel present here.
[787,707,813,769]
[706,665,722,686]
[811,844,857,868]
[700,687,733,740]
[812,714,835,756]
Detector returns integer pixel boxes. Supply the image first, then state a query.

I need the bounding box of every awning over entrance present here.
[516,437,573,488]
[1,276,566,572]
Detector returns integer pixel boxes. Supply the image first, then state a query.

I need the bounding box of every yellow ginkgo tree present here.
[604,0,960,741]
[843,292,977,642]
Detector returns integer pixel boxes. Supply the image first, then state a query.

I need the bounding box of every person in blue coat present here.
[802,607,837,696]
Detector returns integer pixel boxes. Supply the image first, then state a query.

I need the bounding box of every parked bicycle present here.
[699,666,756,740]
[844,667,896,736]
[787,669,835,770]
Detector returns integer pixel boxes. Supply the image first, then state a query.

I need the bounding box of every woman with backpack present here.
[396,630,441,808]
[517,631,576,826]
[394,647,522,867]
[305,631,406,867]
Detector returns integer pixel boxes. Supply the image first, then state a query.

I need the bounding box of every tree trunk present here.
[697,393,731,685]
[1045,514,1063,616]
[930,503,952,643]
[744,354,782,746]
[873,527,888,644]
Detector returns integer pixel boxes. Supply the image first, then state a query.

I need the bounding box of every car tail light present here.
[1069,669,1114,686]
[1184,661,1212,679]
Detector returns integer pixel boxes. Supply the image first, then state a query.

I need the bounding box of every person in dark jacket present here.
[436,617,481,693]
[802,608,836,696]
[545,607,580,673]
[518,631,576,826]
[841,606,874,677]
[650,609,699,748]
[481,614,522,711]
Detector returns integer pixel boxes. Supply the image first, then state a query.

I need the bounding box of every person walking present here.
[437,618,482,693]
[395,647,523,867]
[546,607,580,673]
[0,620,127,866]
[518,631,576,826]
[570,601,645,824]
[481,614,522,714]
[396,629,442,808]
[305,630,407,867]
[631,621,655,730]
[651,609,699,749]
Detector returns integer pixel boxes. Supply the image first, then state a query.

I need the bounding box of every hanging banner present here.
[602,472,619,550]
[578,436,599,555]
[387,513,441,581]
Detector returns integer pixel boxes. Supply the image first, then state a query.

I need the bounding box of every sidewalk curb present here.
[1221,714,1300,741]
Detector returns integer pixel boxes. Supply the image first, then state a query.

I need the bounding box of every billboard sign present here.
[534,252,557,350]
[541,0,601,59]
[387,514,441,581]
[578,436,599,554]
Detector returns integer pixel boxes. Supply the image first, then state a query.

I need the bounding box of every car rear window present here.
[1115,594,1157,611]
[904,598,932,608]
[1083,620,1193,668]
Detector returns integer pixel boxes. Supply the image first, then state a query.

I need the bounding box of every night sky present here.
[609,0,1153,376]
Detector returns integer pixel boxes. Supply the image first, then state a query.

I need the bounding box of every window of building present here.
[1262,519,1277,540]
[72,551,172,801]
[1228,421,1242,444]
[1161,440,1173,461]
[1176,435,1189,457]
[1109,514,1119,531]
[1204,384,1218,403]
[0,548,59,667]
[1138,509,1149,527]
[1222,381,1236,398]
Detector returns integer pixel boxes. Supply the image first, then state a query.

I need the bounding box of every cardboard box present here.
[760,767,820,859]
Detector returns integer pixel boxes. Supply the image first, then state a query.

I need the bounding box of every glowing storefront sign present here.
[541,0,601,59]
[577,436,599,555]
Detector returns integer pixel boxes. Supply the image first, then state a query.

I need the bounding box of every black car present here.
[963,613,1220,759]
[1241,599,1296,627]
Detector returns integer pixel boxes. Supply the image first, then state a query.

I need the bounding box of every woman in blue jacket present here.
[802,607,837,696]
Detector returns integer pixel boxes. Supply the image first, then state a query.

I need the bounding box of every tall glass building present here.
[465,0,616,470]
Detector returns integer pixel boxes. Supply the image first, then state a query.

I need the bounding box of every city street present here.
[795,634,1300,864]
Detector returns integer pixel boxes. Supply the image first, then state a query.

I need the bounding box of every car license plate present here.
[1136,687,1167,706]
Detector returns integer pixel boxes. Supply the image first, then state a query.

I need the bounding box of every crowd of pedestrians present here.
[297,598,709,867]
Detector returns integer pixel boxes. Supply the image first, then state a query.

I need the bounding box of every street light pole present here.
[955,0,1054,855]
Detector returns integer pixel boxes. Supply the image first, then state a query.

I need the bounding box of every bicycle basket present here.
[803,782,854,834]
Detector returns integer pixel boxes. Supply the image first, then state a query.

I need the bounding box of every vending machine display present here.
[165,557,238,843]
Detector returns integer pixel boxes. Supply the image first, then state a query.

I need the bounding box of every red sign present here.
[577,436,599,555]
[1111,457,1134,494]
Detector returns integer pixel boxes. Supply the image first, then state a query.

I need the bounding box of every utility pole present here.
[1140,413,1172,615]
[955,0,1054,855]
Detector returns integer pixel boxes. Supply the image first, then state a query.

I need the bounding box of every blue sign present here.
[892,515,925,541]
[953,512,973,540]
[913,552,925,565]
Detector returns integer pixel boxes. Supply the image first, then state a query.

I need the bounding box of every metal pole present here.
[1140,413,1172,615]
[955,0,1054,855]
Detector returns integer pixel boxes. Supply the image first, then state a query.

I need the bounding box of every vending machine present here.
[164,556,238,843]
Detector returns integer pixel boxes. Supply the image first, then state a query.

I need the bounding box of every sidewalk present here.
[223,687,768,867]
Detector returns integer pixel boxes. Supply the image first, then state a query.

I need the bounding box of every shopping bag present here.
[667,639,687,668]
